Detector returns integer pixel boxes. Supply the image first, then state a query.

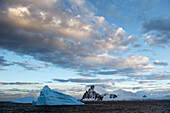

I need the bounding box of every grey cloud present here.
[135,49,156,56]
[13,61,50,70]
[0,88,40,101]
[120,71,170,81]
[97,66,155,76]
[132,87,141,90]
[143,17,170,33]
[0,93,26,101]
[138,81,155,84]
[44,81,53,83]
[86,84,114,89]
[67,87,85,92]
[53,79,70,82]
[0,68,6,71]
[143,16,170,45]
[53,78,128,84]
[53,78,115,84]
[6,88,40,93]
[78,73,96,77]
[0,56,12,66]
[145,74,170,80]
[0,56,49,71]
[0,82,41,85]
[133,44,142,48]
[13,62,38,71]
[137,72,170,80]
[97,68,135,75]
[153,60,168,66]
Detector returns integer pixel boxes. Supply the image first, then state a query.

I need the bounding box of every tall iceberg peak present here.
[36,85,84,105]
[41,85,51,93]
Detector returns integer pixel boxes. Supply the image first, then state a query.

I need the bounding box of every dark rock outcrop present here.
[81,85,103,101]
[81,85,117,101]
[143,95,147,98]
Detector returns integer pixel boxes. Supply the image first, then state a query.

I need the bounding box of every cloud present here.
[86,84,114,89]
[132,87,141,90]
[96,55,158,75]
[6,88,40,93]
[133,44,142,48]
[66,87,85,92]
[0,68,6,71]
[0,0,151,75]
[0,56,12,66]
[1,56,52,71]
[131,72,170,80]
[0,0,166,84]
[78,73,96,77]
[153,60,168,66]
[53,78,115,85]
[143,16,170,46]
[53,78,129,85]
[13,61,51,70]
[0,82,41,85]
[0,88,40,101]
[97,68,135,75]
[145,72,170,80]
[134,49,156,56]
[138,81,155,85]
[81,55,156,73]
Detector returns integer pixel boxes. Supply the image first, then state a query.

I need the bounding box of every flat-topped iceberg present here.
[36,85,84,105]
[11,96,35,103]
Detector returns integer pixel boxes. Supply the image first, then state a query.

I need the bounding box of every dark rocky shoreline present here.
[0,100,170,113]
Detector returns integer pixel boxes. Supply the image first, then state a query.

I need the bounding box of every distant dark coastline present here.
[0,100,170,113]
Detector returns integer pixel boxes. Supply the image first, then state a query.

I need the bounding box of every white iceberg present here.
[11,96,35,103]
[36,85,84,105]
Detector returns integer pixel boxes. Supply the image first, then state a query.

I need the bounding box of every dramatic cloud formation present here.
[0,0,155,76]
[143,16,170,46]
[0,0,169,101]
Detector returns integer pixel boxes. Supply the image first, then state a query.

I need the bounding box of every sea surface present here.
[0,100,170,113]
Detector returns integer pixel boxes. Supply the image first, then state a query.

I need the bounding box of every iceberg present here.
[36,85,84,105]
[11,96,35,103]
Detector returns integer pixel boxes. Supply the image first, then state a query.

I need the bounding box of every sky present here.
[0,0,170,101]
